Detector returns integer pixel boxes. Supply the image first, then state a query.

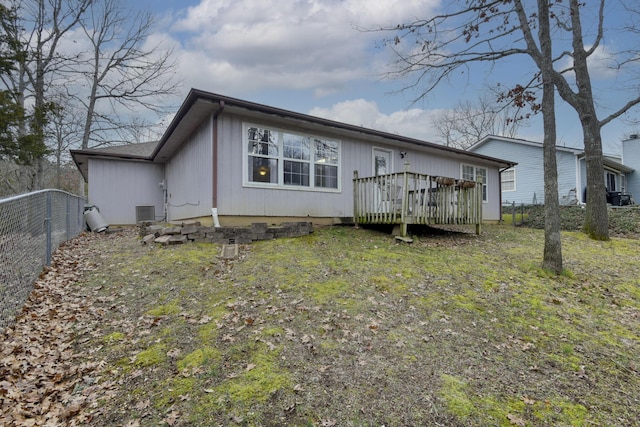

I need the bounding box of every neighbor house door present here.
[606,171,616,192]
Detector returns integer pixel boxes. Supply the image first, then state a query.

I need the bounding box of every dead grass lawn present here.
[2,224,639,426]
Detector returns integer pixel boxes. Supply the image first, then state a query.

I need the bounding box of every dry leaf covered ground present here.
[1,224,639,426]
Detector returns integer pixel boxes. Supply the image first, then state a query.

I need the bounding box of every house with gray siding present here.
[71,89,515,226]
[468,135,636,206]
[623,134,640,200]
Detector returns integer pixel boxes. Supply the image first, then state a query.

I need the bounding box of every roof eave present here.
[157,89,517,169]
[70,149,154,181]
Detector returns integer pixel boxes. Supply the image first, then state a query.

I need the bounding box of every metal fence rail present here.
[0,190,86,331]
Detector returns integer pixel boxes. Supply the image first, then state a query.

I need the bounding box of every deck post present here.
[401,167,409,237]
[353,170,359,228]
[475,177,482,235]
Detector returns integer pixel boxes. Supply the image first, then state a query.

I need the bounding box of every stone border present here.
[139,221,313,246]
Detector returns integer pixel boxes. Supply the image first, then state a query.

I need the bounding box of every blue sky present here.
[129,0,638,154]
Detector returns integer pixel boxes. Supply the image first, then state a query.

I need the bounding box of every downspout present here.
[211,100,225,227]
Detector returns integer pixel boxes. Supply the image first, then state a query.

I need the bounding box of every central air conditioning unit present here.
[136,205,155,223]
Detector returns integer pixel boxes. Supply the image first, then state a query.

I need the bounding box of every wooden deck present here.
[353,170,483,237]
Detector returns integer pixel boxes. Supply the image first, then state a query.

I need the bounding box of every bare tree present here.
[379,0,640,265]
[48,91,82,189]
[432,92,524,149]
[522,0,563,273]
[17,0,90,188]
[71,0,180,149]
[377,1,561,271]
[544,0,640,240]
[1,0,179,194]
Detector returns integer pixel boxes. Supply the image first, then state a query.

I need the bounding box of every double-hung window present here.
[501,168,516,192]
[462,164,488,202]
[314,138,339,189]
[248,127,279,183]
[283,133,310,186]
[246,124,340,190]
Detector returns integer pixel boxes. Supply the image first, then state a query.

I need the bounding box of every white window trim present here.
[461,164,488,203]
[502,167,516,192]
[242,122,342,192]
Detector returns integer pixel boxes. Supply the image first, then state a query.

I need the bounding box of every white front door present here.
[373,148,394,213]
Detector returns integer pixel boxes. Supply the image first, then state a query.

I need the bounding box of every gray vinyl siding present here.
[165,117,213,221]
[579,159,587,202]
[88,158,164,224]
[216,113,352,218]
[471,138,579,205]
[623,139,640,199]
[482,167,501,219]
[557,151,579,202]
[215,113,503,220]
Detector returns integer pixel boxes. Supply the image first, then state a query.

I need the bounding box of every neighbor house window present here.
[462,164,488,202]
[502,168,516,192]
[245,124,340,190]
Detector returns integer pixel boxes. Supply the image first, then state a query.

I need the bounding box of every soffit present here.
[153,98,221,162]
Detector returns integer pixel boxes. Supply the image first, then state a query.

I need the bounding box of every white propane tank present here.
[84,207,109,232]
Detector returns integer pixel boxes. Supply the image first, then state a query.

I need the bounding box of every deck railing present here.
[353,170,483,236]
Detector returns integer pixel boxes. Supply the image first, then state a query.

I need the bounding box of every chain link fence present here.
[0,190,86,332]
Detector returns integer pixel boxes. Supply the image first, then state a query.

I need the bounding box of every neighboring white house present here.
[71,89,515,226]
[468,135,637,206]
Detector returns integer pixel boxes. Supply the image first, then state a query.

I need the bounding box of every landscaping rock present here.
[142,234,156,245]
[169,235,188,244]
[162,226,182,235]
[154,235,172,245]
[140,220,314,245]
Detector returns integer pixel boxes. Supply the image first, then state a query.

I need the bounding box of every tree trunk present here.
[538,0,562,273]
[541,94,562,273]
[581,114,608,240]
[564,0,609,240]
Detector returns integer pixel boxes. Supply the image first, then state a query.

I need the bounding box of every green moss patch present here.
[177,347,222,372]
[439,374,476,419]
[220,352,292,403]
[147,301,181,317]
[133,343,166,367]
[66,225,640,426]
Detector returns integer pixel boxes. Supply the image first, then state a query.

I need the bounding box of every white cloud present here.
[163,0,439,96]
[587,45,619,79]
[558,44,620,80]
[309,99,442,142]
